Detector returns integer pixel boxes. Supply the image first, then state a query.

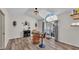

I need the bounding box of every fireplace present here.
[23,30,30,37]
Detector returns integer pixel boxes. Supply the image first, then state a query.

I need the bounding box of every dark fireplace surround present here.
[23,30,30,37]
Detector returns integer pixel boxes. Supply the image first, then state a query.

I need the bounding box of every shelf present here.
[70,14,79,20]
[71,25,79,27]
[71,22,79,27]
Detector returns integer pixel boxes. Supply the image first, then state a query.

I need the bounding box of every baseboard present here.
[57,41,79,49]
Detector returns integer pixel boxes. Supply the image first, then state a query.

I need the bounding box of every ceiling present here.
[6,8,29,16]
[6,8,72,19]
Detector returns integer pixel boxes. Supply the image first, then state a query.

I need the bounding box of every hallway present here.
[6,37,79,50]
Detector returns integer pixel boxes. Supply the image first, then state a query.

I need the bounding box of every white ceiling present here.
[6,8,72,19]
[6,8,29,16]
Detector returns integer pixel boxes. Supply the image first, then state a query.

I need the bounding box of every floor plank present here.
[6,37,79,50]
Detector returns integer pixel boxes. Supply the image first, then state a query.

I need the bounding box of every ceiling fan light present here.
[33,8,39,15]
[35,8,37,10]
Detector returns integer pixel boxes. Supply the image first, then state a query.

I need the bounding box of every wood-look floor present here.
[6,37,79,50]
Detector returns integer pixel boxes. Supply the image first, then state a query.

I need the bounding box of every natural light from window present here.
[46,14,58,22]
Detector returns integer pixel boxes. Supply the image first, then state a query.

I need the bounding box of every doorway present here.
[0,10,5,49]
[44,20,58,41]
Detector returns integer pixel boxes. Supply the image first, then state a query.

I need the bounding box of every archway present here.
[44,13,58,41]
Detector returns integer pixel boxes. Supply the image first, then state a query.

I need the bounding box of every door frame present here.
[54,20,58,42]
[0,10,5,49]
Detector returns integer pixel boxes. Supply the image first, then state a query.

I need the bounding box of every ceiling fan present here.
[33,8,39,15]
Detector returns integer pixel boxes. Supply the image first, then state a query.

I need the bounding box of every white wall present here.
[37,20,43,33]
[58,10,79,47]
[9,15,38,39]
